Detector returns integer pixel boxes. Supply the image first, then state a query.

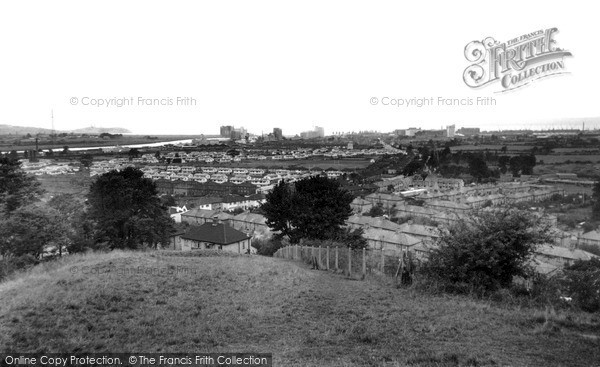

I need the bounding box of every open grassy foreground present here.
[1,251,599,366]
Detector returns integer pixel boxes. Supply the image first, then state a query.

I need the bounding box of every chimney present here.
[212,216,220,226]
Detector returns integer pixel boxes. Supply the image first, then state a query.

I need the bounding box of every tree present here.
[0,157,43,214]
[128,148,141,160]
[367,203,385,217]
[261,180,295,240]
[261,176,354,243]
[422,209,552,294]
[468,154,489,181]
[80,155,93,169]
[87,167,174,249]
[61,146,70,155]
[0,204,68,259]
[560,258,600,312]
[592,181,600,220]
[48,194,94,254]
[498,156,510,174]
[160,194,177,207]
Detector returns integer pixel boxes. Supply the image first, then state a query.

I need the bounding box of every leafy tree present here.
[61,146,70,155]
[0,204,68,259]
[80,155,93,169]
[560,258,600,312]
[592,181,600,220]
[160,194,177,207]
[87,167,174,249]
[422,209,552,294]
[468,154,489,181]
[0,157,43,214]
[498,156,510,174]
[509,154,536,176]
[262,176,354,243]
[335,227,368,249]
[48,194,94,254]
[128,148,140,159]
[367,203,385,217]
[261,180,295,240]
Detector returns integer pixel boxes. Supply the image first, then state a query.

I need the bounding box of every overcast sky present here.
[0,1,598,135]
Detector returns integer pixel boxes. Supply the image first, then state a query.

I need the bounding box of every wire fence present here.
[273,245,419,282]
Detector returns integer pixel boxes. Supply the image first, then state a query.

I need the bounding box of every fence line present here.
[274,245,418,282]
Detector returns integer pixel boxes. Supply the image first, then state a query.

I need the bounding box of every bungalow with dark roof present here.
[180,218,254,253]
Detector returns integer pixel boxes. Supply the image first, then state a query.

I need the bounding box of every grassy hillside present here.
[0,251,599,366]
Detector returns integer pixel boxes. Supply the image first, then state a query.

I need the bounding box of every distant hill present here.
[0,124,54,135]
[0,124,131,135]
[70,126,131,134]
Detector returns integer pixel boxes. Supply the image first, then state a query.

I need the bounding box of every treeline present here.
[401,146,537,181]
[0,156,174,281]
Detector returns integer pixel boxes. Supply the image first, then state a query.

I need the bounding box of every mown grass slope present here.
[0,251,599,366]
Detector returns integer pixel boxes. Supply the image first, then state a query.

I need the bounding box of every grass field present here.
[1,251,599,366]
[537,155,600,164]
[222,158,372,171]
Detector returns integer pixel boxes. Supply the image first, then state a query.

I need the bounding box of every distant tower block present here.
[446,124,456,138]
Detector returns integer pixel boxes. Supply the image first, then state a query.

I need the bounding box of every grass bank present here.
[0,251,598,366]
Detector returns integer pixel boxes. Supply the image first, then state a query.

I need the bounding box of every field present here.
[1,251,599,366]
[450,145,534,152]
[537,155,600,165]
[221,158,372,171]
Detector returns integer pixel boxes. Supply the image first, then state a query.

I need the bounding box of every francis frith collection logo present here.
[463,28,572,92]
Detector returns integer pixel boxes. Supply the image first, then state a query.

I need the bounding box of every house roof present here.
[580,230,600,241]
[397,223,440,238]
[182,209,218,219]
[232,212,267,224]
[536,244,597,261]
[247,193,266,200]
[181,222,250,245]
[351,198,371,206]
[346,214,403,232]
[221,194,247,203]
[362,227,422,247]
[195,197,223,206]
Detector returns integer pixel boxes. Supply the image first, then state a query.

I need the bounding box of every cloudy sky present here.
[0,1,598,135]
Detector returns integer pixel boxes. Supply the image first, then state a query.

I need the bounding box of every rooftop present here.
[181,222,250,245]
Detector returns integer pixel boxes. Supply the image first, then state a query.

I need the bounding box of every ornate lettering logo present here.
[463,28,572,92]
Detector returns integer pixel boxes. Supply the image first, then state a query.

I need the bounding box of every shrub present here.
[560,258,600,312]
[420,209,552,295]
[253,238,283,257]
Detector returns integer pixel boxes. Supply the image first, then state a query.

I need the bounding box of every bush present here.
[0,255,40,282]
[560,258,600,312]
[420,209,552,295]
[253,238,283,257]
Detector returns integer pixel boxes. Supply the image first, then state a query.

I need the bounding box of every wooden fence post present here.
[318,246,322,269]
[335,247,339,270]
[399,248,405,282]
[347,247,352,277]
[326,246,330,271]
[362,248,366,280]
[381,248,385,273]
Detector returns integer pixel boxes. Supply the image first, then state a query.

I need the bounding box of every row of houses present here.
[363,185,563,213]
